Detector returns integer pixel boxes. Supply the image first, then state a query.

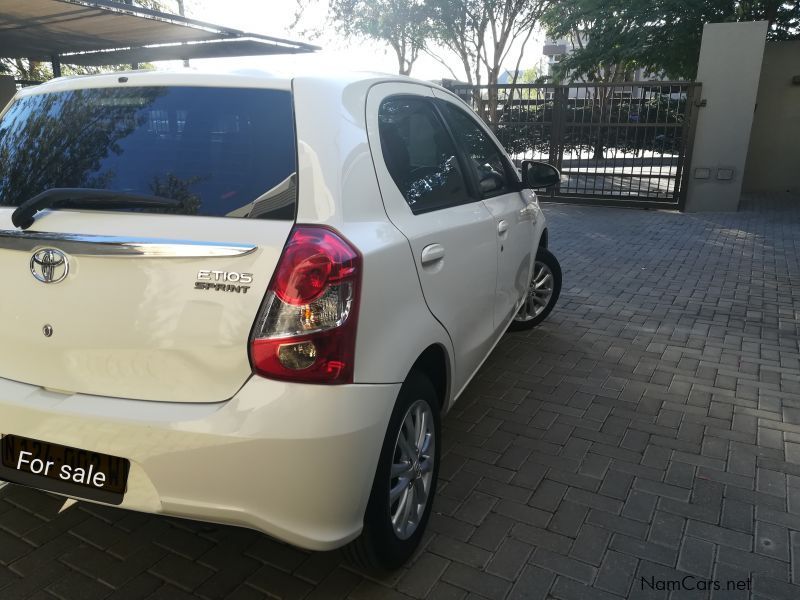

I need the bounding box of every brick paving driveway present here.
[2,196,800,599]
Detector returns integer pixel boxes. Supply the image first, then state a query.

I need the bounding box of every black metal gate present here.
[445,81,702,210]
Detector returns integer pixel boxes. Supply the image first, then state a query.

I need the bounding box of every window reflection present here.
[0,86,297,219]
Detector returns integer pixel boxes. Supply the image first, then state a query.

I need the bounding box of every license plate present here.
[0,434,129,504]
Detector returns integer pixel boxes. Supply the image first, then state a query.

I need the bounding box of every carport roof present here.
[0,0,318,65]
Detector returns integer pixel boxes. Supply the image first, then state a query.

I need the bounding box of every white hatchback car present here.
[0,70,561,569]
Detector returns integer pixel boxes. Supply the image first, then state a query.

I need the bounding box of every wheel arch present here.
[407,344,451,413]
[539,227,548,249]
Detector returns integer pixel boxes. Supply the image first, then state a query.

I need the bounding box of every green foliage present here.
[329,0,430,74]
[543,0,800,81]
[494,91,688,158]
[518,67,541,84]
[425,0,550,124]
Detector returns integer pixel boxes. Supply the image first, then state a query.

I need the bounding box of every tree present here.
[425,0,551,125]
[293,0,431,75]
[543,0,800,81]
[332,0,430,75]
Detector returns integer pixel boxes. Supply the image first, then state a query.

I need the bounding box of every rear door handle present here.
[421,243,445,265]
[498,220,509,235]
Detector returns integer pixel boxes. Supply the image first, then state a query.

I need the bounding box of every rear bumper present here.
[0,375,399,550]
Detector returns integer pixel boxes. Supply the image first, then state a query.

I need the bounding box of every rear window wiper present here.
[11,188,181,230]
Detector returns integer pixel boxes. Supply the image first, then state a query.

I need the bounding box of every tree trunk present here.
[593,87,608,160]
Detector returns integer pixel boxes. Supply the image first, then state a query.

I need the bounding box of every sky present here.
[159,0,546,81]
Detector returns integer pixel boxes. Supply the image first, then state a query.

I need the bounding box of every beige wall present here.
[0,75,16,111]
[743,41,800,195]
[685,21,768,212]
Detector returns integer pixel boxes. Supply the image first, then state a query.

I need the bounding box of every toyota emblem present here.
[30,248,69,284]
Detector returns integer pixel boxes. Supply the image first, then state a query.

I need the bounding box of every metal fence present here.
[445,81,702,210]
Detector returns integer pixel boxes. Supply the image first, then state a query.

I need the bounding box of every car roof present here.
[15,67,446,97]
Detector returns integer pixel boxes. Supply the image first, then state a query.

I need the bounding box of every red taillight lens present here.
[250,226,361,384]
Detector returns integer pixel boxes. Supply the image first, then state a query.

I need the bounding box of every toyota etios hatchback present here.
[0,70,561,569]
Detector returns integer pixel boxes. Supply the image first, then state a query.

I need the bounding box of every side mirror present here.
[521,160,561,189]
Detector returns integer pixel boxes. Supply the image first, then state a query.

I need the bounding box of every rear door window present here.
[0,86,297,219]
[378,96,470,214]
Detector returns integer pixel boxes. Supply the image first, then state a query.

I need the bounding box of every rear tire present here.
[508,247,561,331]
[345,371,440,572]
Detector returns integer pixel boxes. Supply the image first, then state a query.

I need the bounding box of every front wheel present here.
[345,371,440,571]
[509,247,562,331]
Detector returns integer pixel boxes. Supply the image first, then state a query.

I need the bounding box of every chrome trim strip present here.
[0,230,257,258]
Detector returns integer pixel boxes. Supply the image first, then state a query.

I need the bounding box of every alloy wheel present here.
[515,260,554,322]
[389,399,435,540]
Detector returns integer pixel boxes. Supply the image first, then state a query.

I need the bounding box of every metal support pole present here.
[51,55,61,78]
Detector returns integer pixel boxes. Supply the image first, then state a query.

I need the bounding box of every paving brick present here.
[609,533,677,567]
[712,561,752,599]
[665,461,696,489]
[528,480,568,512]
[529,548,595,585]
[648,511,685,549]
[148,552,214,593]
[195,554,261,600]
[550,576,622,600]
[468,513,514,552]
[569,523,611,567]
[426,581,466,600]
[594,550,636,596]
[547,501,589,538]
[454,492,497,526]
[46,569,113,600]
[105,573,162,600]
[635,559,684,599]
[751,573,800,600]
[474,479,532,504]
[565,488,623,514]
[507,565,554,600]
[687,519,752,550]
[727,487,786,512]
[755,520,790,562]
[486,537,532,580]
[429,514,476,543]
[755,506,800,530]
[576,453,611,480]
[758,469,788,498]
[586,509,649,539]
[622,489,658,522]
[677,536,715,578]
[0,530,33,566]
[441,562,511,600]
[598,470,634,501]
[397,553,449,599]
[717,545,789,579]
[510,523,572,554]
[494,500,551,528]
[657,497,720,524]
[429,535,491,569]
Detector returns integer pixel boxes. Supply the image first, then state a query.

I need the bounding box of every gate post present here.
[684,21,768,211]
[676,82,703,210]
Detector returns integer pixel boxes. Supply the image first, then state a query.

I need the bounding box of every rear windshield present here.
[0,86,297,219]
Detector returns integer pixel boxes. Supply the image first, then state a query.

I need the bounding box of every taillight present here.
[250,226,361,384]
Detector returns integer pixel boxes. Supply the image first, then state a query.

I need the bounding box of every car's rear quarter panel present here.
[292,77,455,393]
